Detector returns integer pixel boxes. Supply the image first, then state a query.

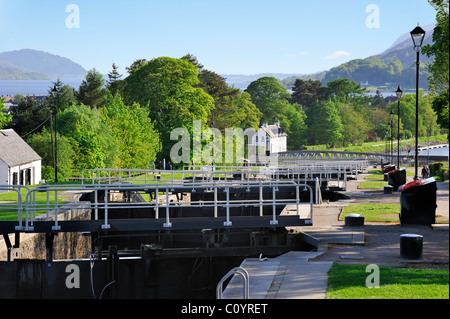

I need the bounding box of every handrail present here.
[216,267,249,299]
[1,179,315,232]
[0,185,30,231]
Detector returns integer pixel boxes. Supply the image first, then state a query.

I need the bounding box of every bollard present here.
[384,185,393,194]
[400,234,423,259]
[345,214,365,227]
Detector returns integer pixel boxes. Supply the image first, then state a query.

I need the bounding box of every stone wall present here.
[0,206,92,261]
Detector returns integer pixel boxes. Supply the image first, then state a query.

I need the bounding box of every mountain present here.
[227,25,436,91]
[0,49,87,80]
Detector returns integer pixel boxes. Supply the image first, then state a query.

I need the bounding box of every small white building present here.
[0,129,42,187]
[251,120,288,155]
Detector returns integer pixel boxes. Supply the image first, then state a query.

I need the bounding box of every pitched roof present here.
[261,125,288,138]
[0,129,42,167]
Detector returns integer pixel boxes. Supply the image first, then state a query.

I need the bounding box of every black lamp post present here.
[410,25,426,180]
[390,110,394,165]
[51,85,59,183]
[396,86,403,168]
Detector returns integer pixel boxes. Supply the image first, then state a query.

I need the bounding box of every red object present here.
[399,179,424,191]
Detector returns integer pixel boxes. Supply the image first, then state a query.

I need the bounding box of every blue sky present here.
[0,0,437,76]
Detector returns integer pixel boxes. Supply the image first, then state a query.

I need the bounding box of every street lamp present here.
[410,25,426,179]
[395,86,403,168]
[390,110,394,165]
[51,85,59,183]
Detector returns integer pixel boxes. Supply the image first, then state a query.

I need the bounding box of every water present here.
[0,78,83,96]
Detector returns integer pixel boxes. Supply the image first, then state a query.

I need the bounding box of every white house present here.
[0,129,42,188]
[251,120,288,155]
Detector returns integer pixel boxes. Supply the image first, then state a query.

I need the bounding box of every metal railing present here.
[1,179,315,233]
[216,267,249,299]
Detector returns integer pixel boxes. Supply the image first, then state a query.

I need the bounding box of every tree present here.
[120,57,215,163]
[246,77,308,149]
[27,127,77,180]
[10,95,51,136]
[100,93,158,169]
[0,98,12,129]
[107,63,123,95]
[46,78,77,113]
[339,103,369,146]
[423,0,449,138]
[290,78,324,110]
[125,59,148,73]
[307,99,343,148]
[57,103,117,170]
[423,0,449,95]
[245,77,291,122]
[77,68,107,107]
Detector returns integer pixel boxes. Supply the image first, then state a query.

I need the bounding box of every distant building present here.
[0,129,42,188]
[251,120,288,155]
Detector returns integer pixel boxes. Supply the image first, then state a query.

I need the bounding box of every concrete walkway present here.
[221,170,449,299]
[222,251,333,299]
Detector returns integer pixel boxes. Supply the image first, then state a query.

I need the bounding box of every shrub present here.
[437,165,449,181]
[430,162,444,176]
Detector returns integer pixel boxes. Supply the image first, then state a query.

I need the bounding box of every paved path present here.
[222,169,449,299]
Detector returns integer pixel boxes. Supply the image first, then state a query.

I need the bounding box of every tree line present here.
[2,49,446,181]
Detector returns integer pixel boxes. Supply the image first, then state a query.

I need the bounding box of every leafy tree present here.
[0,98,12,129]
[246,76,308,149]
[246,77,291,122]
[57,103,117,170]
[290,78,324,110]
[125,59,148,73]
[100,93,158,169]
[386,91,440,138]
[423,0,449,138]
[10,95,51,136]
[120,57,214,162]
[423,0,449,96]
[27,127,77,180]
[339,103,369,145]
[430,91,449,139]
[45,78,77,113]
[307,98,343,148]
[77,68,107,107]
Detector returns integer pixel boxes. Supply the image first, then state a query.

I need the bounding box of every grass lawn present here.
[0,186,69,221]
[326,263,449,299]
[359,180,388,189]
[340,203,400,222]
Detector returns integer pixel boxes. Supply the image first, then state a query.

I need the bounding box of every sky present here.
[0,0,438,76]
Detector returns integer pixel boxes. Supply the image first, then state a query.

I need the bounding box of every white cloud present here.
[299,51,309,55]
[324,50,352,60]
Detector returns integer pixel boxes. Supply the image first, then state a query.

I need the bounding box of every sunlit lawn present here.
[340,203,400,222]
[326,263,449,299]
[0,186,69,221]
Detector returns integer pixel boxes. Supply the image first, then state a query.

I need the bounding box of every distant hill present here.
[0,49,87,80]
[226,25,435,91]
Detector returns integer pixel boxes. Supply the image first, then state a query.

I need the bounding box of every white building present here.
[251,120,288,155]
[0,129,42,188]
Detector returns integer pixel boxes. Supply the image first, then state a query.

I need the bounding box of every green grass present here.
[340,203,400,222]
[326,263,449,299]
[0,186,69,221]
[359,180,388,189]
[365,174,385,180]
